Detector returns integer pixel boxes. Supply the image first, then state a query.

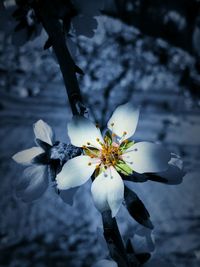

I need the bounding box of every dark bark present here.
[34,1,140,266]
[35,0,83,115]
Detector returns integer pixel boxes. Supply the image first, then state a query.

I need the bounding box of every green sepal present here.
[83,147,100,157]
[115,160,133,176]
[94,165,104,177]
[119,140,134,152]
[104,130,112,145]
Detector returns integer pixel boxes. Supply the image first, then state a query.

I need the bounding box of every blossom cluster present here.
[13,103,185,217]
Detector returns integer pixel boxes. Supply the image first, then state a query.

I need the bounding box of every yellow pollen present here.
[112,133,116,137]
[100,142,120,167]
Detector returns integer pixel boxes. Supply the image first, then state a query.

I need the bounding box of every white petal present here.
[91,172,109,213]
[91,167,124,217]
[16,165,48,202]
[67,116,104,149]
[92,259,118,267]
[56,155,97,190]
[107,103,139,139]
[122,142,171,174]
[33,119,54,146]
[107,167,124,217]
[12,147,44,166]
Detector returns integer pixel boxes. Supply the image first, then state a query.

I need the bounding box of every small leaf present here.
[75,64,84,75]
[124,186,154,229]
[83,146,100,157]
[115,160,133,176]
[94,165,104,177]
[44,37,52,50]
[14,21,27,32]
[120,140,134,152]
[31,152,50,165]
[35,138,52,152]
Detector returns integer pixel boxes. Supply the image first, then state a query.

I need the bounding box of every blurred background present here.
[0,0,200,266]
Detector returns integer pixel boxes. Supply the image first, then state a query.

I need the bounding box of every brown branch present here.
[34,1,139,266]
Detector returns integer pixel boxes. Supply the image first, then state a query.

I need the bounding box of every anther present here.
[87,142,91,145]
[96,138,100,142]
[123,131,127,135]
[88,162,92,166]
[111,122,114,126]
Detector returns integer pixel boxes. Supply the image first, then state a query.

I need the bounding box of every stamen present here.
[111,122,114,127]
[88,162,92,166]
[96,138,100,142]
[123,131,127,135]
[87,142,91,145]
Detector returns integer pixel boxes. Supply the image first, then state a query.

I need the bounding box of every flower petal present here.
[56,155,97,190]
[92,259,118,267]
[91,167,124,217]
[16,165,48,202]
[33,120,55,146]
[107,103,139,139]
[67,116,104,149]
[122,142,171,174]
[12,147,44,166]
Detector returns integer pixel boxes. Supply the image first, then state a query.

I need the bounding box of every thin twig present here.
[35,1,137,266]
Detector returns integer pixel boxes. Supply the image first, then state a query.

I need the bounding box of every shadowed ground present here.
[0,17,200,267]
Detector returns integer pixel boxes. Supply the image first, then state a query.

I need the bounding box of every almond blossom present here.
[56,103,171,217]
[12,120,55,201]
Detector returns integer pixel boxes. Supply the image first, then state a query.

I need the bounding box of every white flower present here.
[12,120,54,201]
[56,103,171,217]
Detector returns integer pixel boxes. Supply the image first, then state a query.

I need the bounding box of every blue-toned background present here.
[0,3,200,267]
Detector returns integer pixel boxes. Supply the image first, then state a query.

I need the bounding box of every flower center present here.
[100,143,121,167]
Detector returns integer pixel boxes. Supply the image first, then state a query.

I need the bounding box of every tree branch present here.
[35,1,140,266]
[36,0,83,115]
